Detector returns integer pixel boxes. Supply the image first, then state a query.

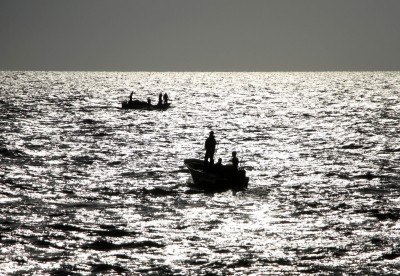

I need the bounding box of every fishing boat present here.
[184,159,249,190]
[121,100,171,110]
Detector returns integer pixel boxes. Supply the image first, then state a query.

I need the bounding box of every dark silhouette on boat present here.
[184,159,249,190]
[184,131,249,190]
[121,92,171,110]
[204,131,217,166]
[121,100,171,110]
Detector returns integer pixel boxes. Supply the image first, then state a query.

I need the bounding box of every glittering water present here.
[1,71,400,275]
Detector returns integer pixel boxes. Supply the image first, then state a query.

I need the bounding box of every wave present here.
[0,147,26,157]
[82,239,165,251]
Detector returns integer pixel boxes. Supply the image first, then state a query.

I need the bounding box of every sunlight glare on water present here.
[1,71,400,274]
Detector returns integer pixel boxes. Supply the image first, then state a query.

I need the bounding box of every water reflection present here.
[0,71,400,274]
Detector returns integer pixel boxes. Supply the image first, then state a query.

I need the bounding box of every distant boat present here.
[184,159,249,190]
[121,100,171,110]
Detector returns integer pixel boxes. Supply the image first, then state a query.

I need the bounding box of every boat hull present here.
[184,159,249,190]
[121,100,171,110]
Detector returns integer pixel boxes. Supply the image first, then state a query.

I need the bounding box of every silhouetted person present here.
[147,97,151,105]
[204,131,217,167]
[163,93,169,104]
[129,92,134,103]
[158,93,163,105]
[231,151,239,171]
[215,158,223,172]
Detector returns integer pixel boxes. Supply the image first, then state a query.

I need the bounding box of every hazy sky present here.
[1,0,400,71]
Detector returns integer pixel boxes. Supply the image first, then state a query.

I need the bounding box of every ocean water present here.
[1,71,400,275]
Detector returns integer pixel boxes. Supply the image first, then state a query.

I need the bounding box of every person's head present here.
[209,131,214,137]
[232,151,237,157]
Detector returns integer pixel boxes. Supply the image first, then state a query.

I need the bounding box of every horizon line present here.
[1,70,400,73]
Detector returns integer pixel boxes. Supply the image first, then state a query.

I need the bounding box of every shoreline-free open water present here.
[1,71,400,275]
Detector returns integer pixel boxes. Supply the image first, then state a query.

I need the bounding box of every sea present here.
[1,71,400,275]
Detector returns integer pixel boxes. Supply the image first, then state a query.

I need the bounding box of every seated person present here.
[163,93,169,104]
[220,152,239,175]
[215,158,223,172]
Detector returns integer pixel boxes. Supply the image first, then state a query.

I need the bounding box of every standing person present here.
[129,92,134,103]
[163,93,169,104]
[231,151,239,171]
[158,92,163,105]
[204,131,217,167]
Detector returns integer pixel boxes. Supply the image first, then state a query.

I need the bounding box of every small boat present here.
[121,100,171,110]
[184,159,249,190]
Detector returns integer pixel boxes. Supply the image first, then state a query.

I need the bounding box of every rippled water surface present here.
[1,71,400,275]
